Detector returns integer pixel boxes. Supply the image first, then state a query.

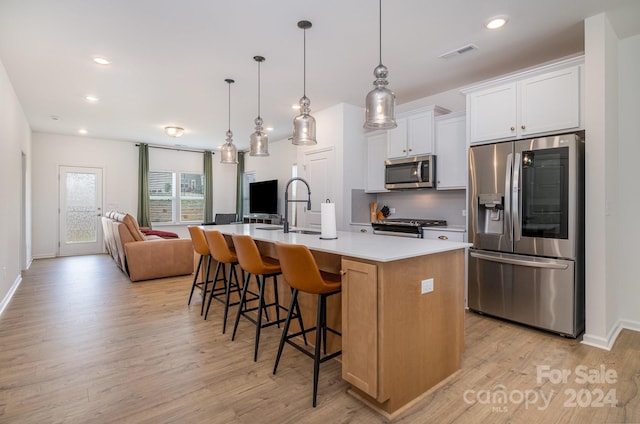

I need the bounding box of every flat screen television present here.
[249,179,278,215]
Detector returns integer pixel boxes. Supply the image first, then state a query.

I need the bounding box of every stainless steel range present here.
[371,218,447,238]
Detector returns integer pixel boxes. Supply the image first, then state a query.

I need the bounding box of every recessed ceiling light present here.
[291,104,301,110]
[93,56,111,65]
[78,129,88,135]
[85,95,100,103]
[266,127,274,132]
[486,16,508,30]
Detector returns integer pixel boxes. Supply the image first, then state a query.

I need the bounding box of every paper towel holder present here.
[319,198,338,240]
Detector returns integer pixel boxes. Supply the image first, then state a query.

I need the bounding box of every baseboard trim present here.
[0,274,23,317]
[582,319,640,350]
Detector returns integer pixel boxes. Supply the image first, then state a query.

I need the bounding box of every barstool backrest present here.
[275,242,333,295]
[231,234,267,275]
[204,230,236,263]
[188,226,210,256]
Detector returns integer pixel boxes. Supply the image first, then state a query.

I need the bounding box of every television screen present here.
[249,179,278,215]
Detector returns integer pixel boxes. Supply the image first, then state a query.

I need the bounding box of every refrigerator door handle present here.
[469,251,569,270]
[504,153,513,243]
[512,152,521,241]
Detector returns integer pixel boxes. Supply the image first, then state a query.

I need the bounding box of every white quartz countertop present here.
[204,223,471,263]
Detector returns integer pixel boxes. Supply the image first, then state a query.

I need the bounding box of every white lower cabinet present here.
[350,224,372,234]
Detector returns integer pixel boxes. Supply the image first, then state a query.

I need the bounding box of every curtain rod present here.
[135,143,215,154]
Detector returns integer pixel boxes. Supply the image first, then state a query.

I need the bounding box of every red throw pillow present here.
[141,229,179,239]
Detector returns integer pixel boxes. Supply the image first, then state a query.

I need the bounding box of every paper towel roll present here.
[320,201,337,239]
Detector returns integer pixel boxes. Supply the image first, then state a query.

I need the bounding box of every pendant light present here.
[364,0,397,129]
[292,20,317,145]
[250,56,269,156]
[220,78,238,164]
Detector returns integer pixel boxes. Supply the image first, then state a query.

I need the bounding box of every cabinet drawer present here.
[422,230,464,242]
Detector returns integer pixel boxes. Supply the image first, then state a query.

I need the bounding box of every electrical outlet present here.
[421,278,434,294]
[462,209,467,217]
[389,207,396,215]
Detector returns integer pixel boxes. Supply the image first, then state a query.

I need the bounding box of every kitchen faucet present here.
[283,177,311,233]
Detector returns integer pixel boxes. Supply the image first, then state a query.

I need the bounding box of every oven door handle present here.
[469,251,569,269]
[372,229,421,238]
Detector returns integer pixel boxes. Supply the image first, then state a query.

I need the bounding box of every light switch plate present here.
[421,278,434,294]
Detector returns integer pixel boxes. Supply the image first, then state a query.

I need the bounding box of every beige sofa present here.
[101,211,193,281]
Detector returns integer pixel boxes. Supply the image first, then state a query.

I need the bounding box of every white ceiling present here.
[1,0,639,152]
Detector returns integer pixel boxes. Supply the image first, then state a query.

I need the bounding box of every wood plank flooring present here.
[1,254,638,423]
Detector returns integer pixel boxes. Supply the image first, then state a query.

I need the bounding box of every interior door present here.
[59,166,104,256]
[302,147,335,229]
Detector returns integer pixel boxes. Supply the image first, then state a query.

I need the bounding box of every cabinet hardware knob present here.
[438,235,448,240]
[360,228,367,233]
[521,124,526,130]
[403,149,406,153]
[510,126,515,131]
[409,148,412,152]
[339,270,346,275]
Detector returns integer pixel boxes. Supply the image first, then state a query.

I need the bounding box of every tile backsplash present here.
[352,189,466,226]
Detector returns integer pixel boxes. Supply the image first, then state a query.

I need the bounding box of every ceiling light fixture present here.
[78,129,88,135]
[250,56,269,156]
[85,95,100,103]
[486,16,508,30]
[364,0,396,130]
[164,126,184,137]
[220,78,238,164]
[292,20,317,146]
[93,56,111,65]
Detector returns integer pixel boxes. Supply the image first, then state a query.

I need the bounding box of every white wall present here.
[32,133,237,256]
[243,137,298,217]
[617,34,640,329]
[0,59,31,313]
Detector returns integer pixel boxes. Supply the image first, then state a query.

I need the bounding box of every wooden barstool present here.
[231,234,304,362]
[187,226,214,316]
[273,241,342,407]
[203,230,242,333]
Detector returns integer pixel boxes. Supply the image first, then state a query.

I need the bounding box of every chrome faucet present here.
[283,177,311,233]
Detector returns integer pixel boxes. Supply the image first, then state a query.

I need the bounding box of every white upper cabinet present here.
[463,57,583,145]
[434,111,467,190]
[519,66,580,136]
[387,105,449,158]
[365,131,389,193]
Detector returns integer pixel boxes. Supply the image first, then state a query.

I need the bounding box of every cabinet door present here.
[435,112,466,190]
[387,117,408,158]
[407,110,434,155]
[350,224,372,234]
[468,82,517,144]
[341,259,378,399]
[519,66,580,137]
[365,132,389,193]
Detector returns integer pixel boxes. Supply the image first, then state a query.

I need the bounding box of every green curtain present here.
[137,143,151,227]
[236,151,244,220]
[203,150,214,223]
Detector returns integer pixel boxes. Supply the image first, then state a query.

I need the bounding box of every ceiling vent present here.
[438,43,479,59]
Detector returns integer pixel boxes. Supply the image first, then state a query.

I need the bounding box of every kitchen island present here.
[204,223,469,419]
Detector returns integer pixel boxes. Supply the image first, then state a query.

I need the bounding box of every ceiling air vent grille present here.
[438,43,479,59]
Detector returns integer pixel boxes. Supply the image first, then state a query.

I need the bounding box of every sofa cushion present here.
[122,214,146,241]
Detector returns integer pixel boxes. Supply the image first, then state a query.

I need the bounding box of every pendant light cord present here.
[303,26,307,97]
[227,81,231,132]
[378,0,383,66]
[257,60,261,118]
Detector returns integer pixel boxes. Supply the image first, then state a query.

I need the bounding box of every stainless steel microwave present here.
[385,154,436,189]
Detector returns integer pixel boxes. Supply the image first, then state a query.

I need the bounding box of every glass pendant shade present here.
[221,78,238,164]
[250,117,269,156]
[220,130,238,164]
[292,96,316,145]
[250,56,269,156]
[292,20,317,146]
[364,64,397,129]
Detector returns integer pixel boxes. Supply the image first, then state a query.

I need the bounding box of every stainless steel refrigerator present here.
[468,132,585,337]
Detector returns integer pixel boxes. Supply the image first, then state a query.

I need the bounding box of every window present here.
[149,171,204,224]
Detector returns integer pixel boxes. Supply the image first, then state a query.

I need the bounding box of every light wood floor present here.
[1,255,638,423]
